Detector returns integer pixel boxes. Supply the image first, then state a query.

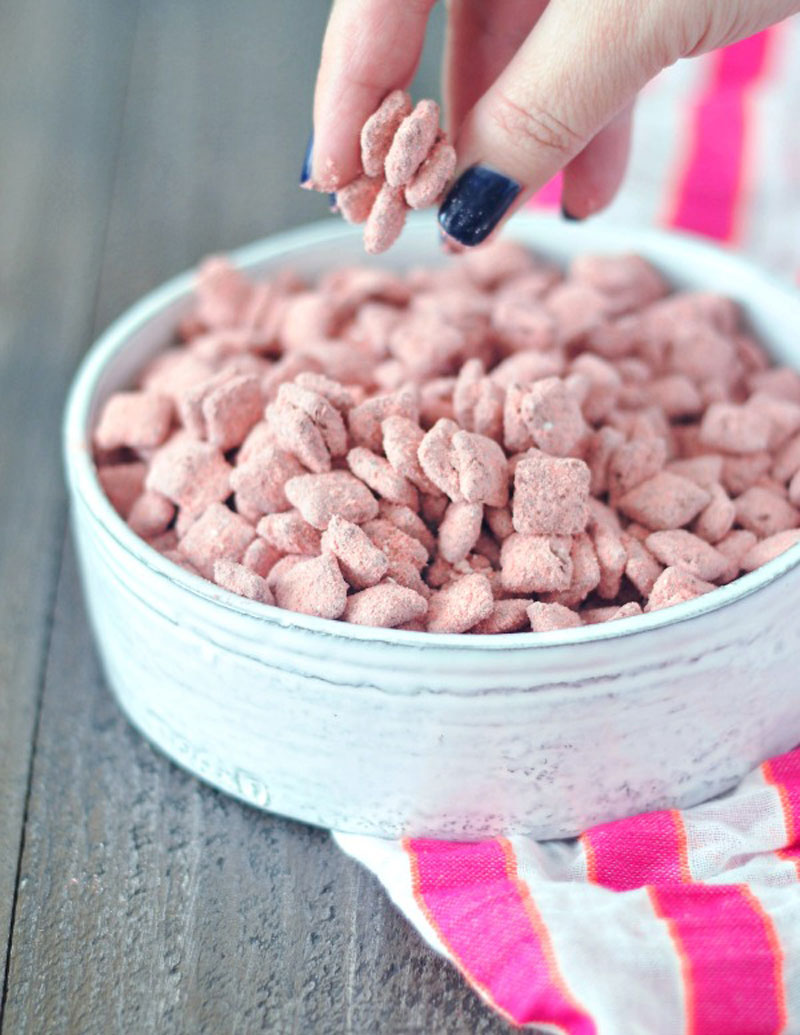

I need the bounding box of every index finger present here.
[311,0,438,190]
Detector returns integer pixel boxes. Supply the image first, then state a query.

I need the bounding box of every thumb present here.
[438,0,678,245]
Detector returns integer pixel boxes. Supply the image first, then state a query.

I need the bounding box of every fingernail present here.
[299,132,314,187]
[560,203,581,222]
[437,165,521,247]
[329,194,338,212]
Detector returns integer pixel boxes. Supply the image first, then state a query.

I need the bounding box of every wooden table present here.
[0,2,508,1030]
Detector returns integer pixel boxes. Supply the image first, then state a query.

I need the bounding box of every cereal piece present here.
[426,573,494,633]
[347,447,419,507]
[178,503,255,579]
[350,388,419,452]
[693,484,735,543]
[438,501,483,564]
[344,582,428,628]
[364,183,407,255]
[257,510,321,555]
[213,559,275,605]
[733,486,798,538]
[127,490,175,539]
[665,456,724,490]
[199,375,262,451]
[362,519,429,571]
[543,533,601,607]
[747,392,800,449]
[622,533,663,596]
[585,426,625,496]
[569,253,667,316]
[527,602,582,632]
[451,430,509,507]
[241,537,281,578]
[740,529,800,571]
[618,472,710,531]
[570,354,621,424]
[750,367,800,404]
[97,461,147,519]
[699,403,772,454]
[492,351,564,389]
[518,377,586,458]
[512,455,590,535]
[721,452,772,496]
[645,567,716,612]
[772,432,800,484]
[611,602,643,621]
[140,349,214,404]
[405,138,456,209]
[94,391,173,451]
[272,553,348,620]
[421,492,448,525]
[648,375,704,419]
[148,529,179,553]
[492,298,556,353]
[336,175,383,224]
[385,99,440,187]
[645,530,728,582]
[360,89,413,177]
[417,418,462,500]
[500,534,573,594]
[591,523,627,600]
[294,371,362,411]
[715,529,758,582]
[546,282,609,346]
[608,438,668,501]
[472,598,531,634]
[261,354,323,402]
[320,514,389,589]
[378,500,436,555]
[485,505,514,541]
[230,444,306,517]
[279,291,341,350]
[284,470,379,530]
[265,400,331,473]
[195,256,252,329]
[265,554,305,591]
[277,382,348,458]
[145,437,231,515]
[453,360,504,442]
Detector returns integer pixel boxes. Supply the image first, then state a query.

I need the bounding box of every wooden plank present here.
[4,0,509,1030]
[0,0,139,1004]
[3,541,508,1034]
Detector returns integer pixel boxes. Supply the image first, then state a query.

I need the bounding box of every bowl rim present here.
[63,212,800,652]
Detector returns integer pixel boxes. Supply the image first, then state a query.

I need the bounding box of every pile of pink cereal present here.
[309,91,455,254]
[93,240,800,634]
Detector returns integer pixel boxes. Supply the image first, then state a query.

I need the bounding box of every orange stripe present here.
[402,838,521,1028]
[498,837,592,1031]
[580,832,598,884]
[670,810,692,883]
[761,760,800,880]
[647,885,696,1035]
[738,886,788,1035]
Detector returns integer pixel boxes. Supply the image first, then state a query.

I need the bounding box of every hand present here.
[308,0,800,245]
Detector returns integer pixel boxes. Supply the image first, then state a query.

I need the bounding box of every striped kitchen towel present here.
[334,23,800,1033]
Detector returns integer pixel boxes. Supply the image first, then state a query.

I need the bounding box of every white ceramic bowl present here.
[64,213,800,839]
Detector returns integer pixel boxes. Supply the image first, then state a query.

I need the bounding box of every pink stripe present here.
[667,31,773,241]
[764,747,800,835]
[408,839,596,1032]
[651,885,785,1035]
[582,809,688,890]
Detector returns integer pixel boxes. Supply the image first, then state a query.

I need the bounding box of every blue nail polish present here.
[437,165,521,246]
[299,132,314,186]
[561,203,581,222]
[329,193,338,212]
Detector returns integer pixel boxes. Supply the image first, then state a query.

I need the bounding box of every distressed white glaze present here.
[63,214,800,839]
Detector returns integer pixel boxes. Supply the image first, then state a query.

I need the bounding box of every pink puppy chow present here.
[608,438,668,501]
[645,530,728,582]
[734,486,798,538]
[645,567,716,612]
[344,581,428,628]
[347,447,419,508]
[194,257,252,329]
[472,598,531,635]
[284,470,378,530]
[692,483,735,543]
[241,537,282,578]
[178,503,255,579]
[321,514,389,588]
[500,533,573,594]
[363,519,429,572]
[518,377,585,457]
[265,400,331,474]
[350,387,419,452]
[272,553,348,620]
[438,501,483,564]
[98,461,147,519]
[336,175,383,224]
[213,559,275,605]
[417,418,462,500]
[591,523,627,600]
[385,99,440,187]
[451,430,509,507]
[622,534,664,596]
[360,89,413,177]
[364,184,407,255]
[230,444,306,518]
[379,500,436,554]
[257,510,321,555]
[277,382,348,458]
[201,375,263,451]
[544,532,601,607]
[569,253,667,317]
[741,529,800,571]
[512,455,590,536]
[405,138,456,209]
[127,490,175,539]
[145,436,231,516]
[94,391,173,452]
[426,573,494,633]
[699,402,772,454]
[527,602,582,632]
[618,472,710,531]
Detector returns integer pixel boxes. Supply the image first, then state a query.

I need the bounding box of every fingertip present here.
[559,104,634,219]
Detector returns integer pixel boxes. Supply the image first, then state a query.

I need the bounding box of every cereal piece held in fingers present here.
[360,89,413,177]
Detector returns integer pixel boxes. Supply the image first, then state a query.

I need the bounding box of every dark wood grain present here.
[1,0,511,1031]
[0,0,139,997]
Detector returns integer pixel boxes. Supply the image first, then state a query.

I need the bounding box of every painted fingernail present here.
[561,203,581,222]
[329,194,338,212]
[299,132,314,187]
[437,166,521,247]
